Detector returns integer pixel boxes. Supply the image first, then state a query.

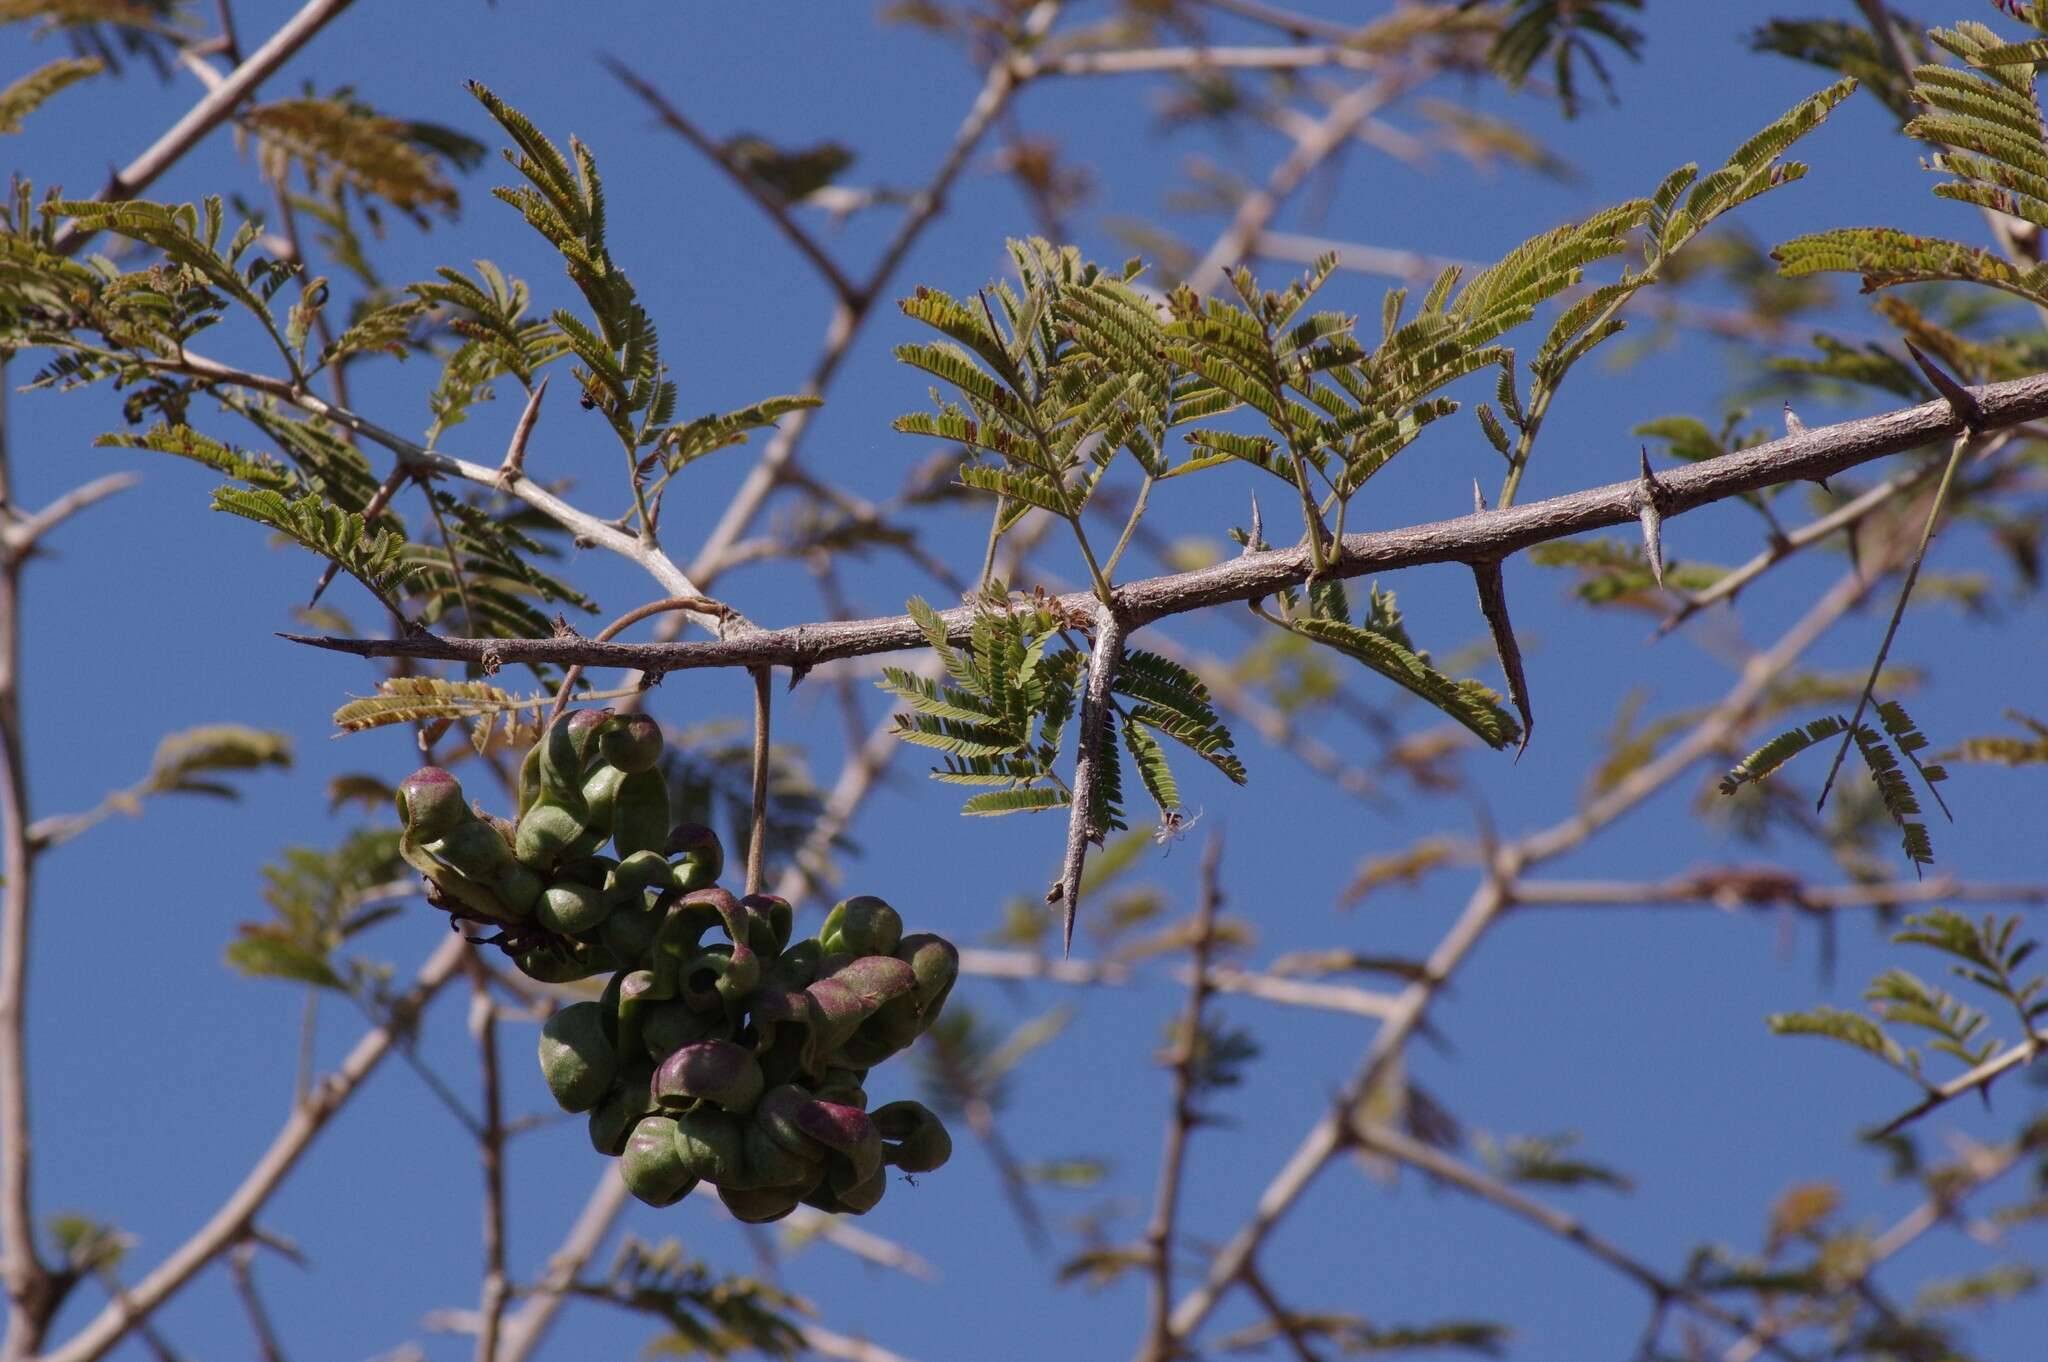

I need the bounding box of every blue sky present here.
[2,2,2044,1359]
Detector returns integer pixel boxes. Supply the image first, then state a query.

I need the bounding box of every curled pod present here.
[808,1164,887,1216]
[588,1061,656,1156]
[567,766,624,861]
[396,767,469,842]
[598,897,663,971]
[612,968,673,1059]
[538,1001,616,1113]
[665,823,724,894]
[653,1039,764,1115]
[431,822,539,919]
[795,1098,883,1192]
[512,936,617,985]
[641,999,726,1060]
[751,1084,824,1162]
[620,1115,698,1207]
[768,939,822,989]
[513,801,586,872]
[600,713,664,773]
[813,1065,868,1111]
[536,879,611,936]
[818,896,903,958]
[739,893,794,957]
[610,768,669,861]
[718,1182,807,1224]
[804,955,918,1065]
[672,1107,746,1187]
[742,1118,825,1190]
[653,890,730,962]
[845,931,960,1060]
[872,1100,952,1173]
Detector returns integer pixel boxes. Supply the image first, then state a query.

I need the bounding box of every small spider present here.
[1154,807,1202,849]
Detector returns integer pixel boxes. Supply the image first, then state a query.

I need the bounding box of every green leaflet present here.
[210,487,417,611]
[1284,615,1520,752]
[0,55,98,135]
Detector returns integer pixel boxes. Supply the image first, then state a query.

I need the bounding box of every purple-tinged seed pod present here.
[537,880,610,936]
[671,1107,745,1186]
[665,823,724,893]
[792,1098,883,1190]
[600,713,664,773]
[872,1100,952,1173]
[805,956,919,1061]
[653,1039,764,1115]
[818,896,903,958]
[396,767,468,841]
[740,894,795,955]
[718,1182,807,1224]
[564,707,612,768]
[620,1115,698,1207]
[752,1084,821,1161]
[896,933,960,1015]
[538,1001,615,1113]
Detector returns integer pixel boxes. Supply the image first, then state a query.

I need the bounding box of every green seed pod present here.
[742,1119,824,1190]
[610,768,669,860]
[718,1182,807,1224]
[620,1115,698,1207]
[641,999,726,1059]
[396,767,468,841]
[810,1164,887,1215]
[588,1061,656,1156]
[613,968,673,1059]
[538,1002,616,1113]
[514,801,586,871]
[537,880,611,936]
[813,1064,868,1111]
[599,894,664,969]
[769,939,822,989]
[600,713,664,773]
[568,765,625,860]
[512,937,617,984]
[818,896,903,958]
[665,823,724,893]
[740,894,794,957]
[563,706,612,767]
[674,946,732,1015]
[517,736,546,820]
[654,1040,764,1115]
[872,1100,952,1173]
[672,1107,746,1186]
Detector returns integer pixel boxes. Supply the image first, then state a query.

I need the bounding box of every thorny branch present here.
[286,372,2048,674]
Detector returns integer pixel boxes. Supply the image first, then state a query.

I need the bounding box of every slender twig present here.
[1351,1123,1804,1360]
[493,1174,630,1362]
[1815,431,1972,811]
[495,377,549,489]
[1185,69,1424,297]
[1508,873,2048,914]
[546,595,737,727]
[0,378,55,1361]
[1238,1264,1324,1362]
[602,61,860,307]
[680,0,1064,592]
[747,666,771,897]
[1021,45,1378,77]
[1873,1029,2048,1138]
[284,371,2048,676]
[0,474,139,561]
[955,947,1401,1021]
[1161,569,1874,1348]
[54,0,358,256]
[38,935,467,1362]
[1718,1138,2020,1362]
[1139,836,1224,1362]
[226,1241,286,1362]
[793,1324,920,1362]
[150,351,714,607]
[468,965,510,1362]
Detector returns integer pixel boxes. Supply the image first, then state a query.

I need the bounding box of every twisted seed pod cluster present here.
[395,710,959,1220]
